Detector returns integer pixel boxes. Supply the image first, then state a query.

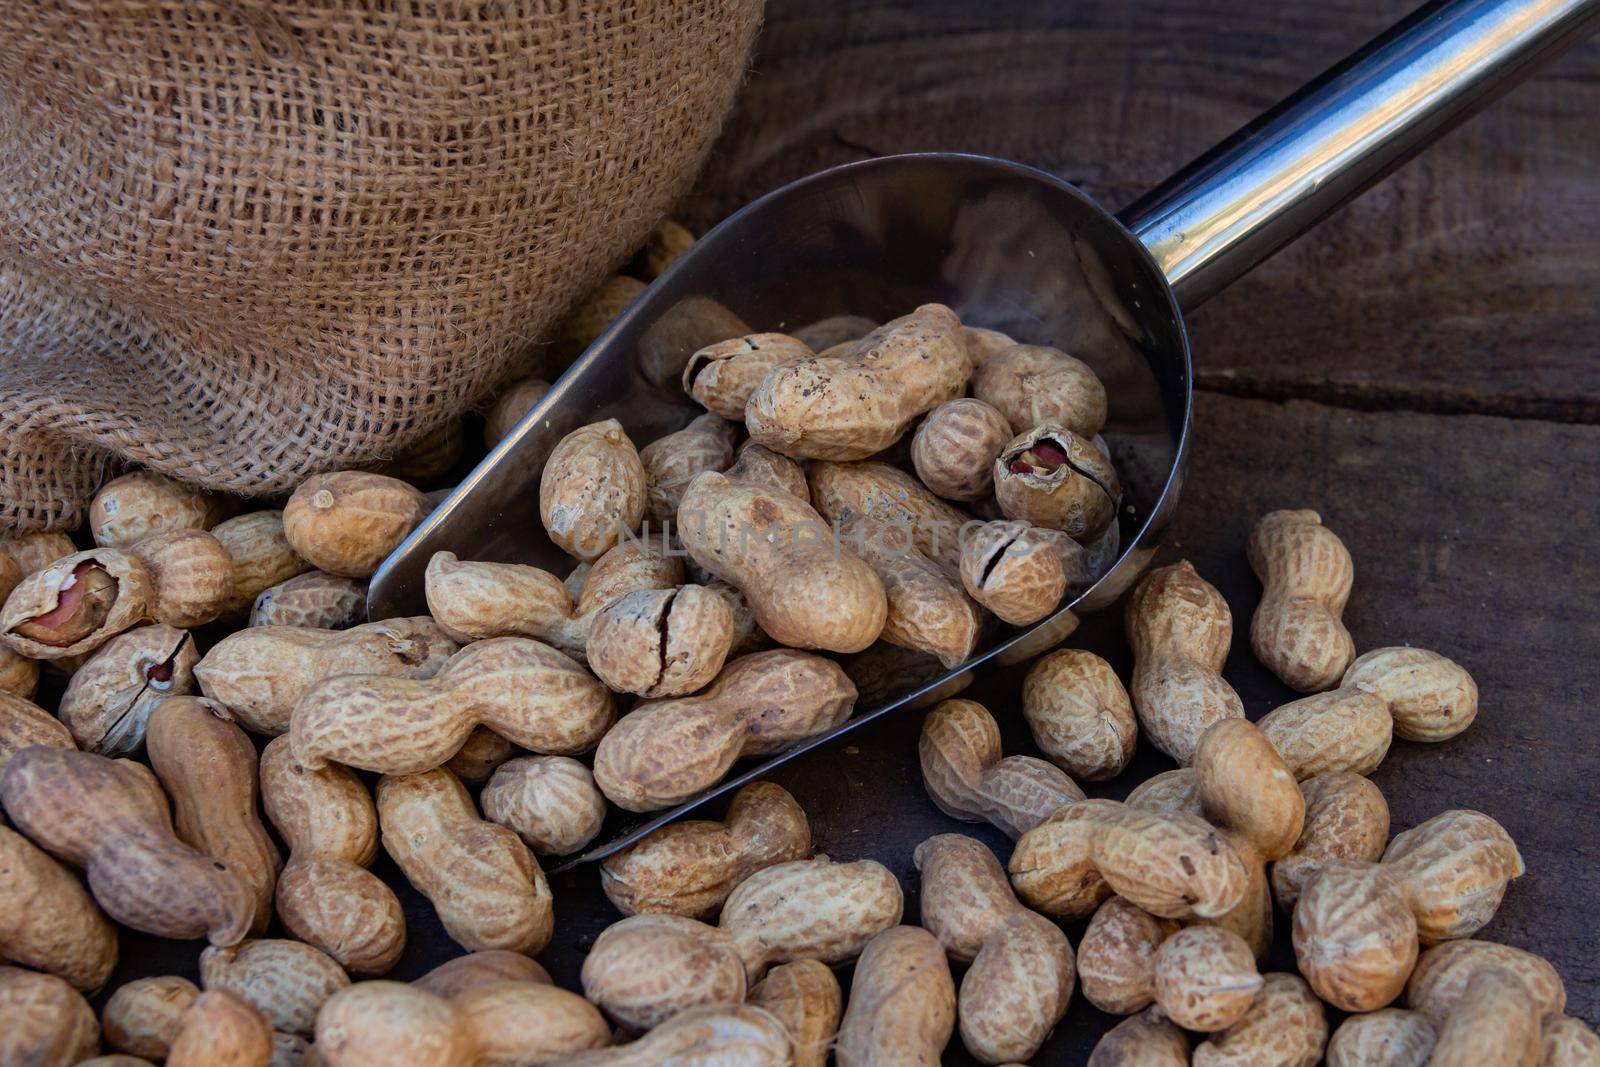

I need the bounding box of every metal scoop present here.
[369,0,1599,867]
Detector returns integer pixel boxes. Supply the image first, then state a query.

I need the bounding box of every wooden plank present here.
[688,0,1600,420]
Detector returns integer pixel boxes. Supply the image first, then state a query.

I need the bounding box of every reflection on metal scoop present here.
[369,0,1599,867]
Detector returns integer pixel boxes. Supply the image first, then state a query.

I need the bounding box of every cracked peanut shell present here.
[1,550,152,660]
[994,423,1120,541]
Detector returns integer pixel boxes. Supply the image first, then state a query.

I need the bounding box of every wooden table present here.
[105,2,1598,1063]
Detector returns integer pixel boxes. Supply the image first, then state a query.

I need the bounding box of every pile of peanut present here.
[0,219,1591,1067]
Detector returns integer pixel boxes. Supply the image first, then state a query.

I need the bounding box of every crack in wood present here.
[1195,371,1600,426]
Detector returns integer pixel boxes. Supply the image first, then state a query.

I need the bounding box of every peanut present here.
[271,1034,310,1067]
[104,976,199,1060]
[792,314,876,352]
[282,472,425,579]
[962,326,1018,366]
[1153,925,1263,1032]
[708,578,766,653]
[129,529,235,628]
[638,295,752,390]
[201,939,348,1038]
[197,617,458,735]
[91,472,226,548]
[918,698,1085,839]
[558,275,650,365]
[1009,798,1250,921]
[911,398,1013,501]
[0,966,100,1067]
[554,1005,790,1067]
[1023,648,1136,781]
[1292,860,1418,1011]
[1193,717,1306,957]
[747,959,840,1067]
[580,914,747,1030]
[641,413,737,524]
[958,519,1083,625]
[1327,1008,1437,1067]
[0,691,75,776]
[1541,1015,1600,1066]
[1,549,153,660]
[1258,687,1392,780]
[249,572,366,629]
[59,624,197,755]
[839,513,982,668]
[212,512,313,619]
[481,755,606,856]
[0,644,40,699]
[994,423,1120,541]
[424,539,681,654]
[482,377,552,447]
[376,419,464,484]
[747,304,969,460]
[1345,646,1479,743]
[453,980,611,1066]
[599,780,810,918]
[835,925,956,1067]
[914,834,1074,1064]
[1076,896,1179,1014]
[147,696,282,934]
[2,532,78,576]
[587,585,735,697]
[414,951,552,998]
[809,460,973,574]
[641,218,695,278]
[85,1050,158,1063]
[377,767,553,954]
[678,470,887,653]
[2,746,253,944]
[1125,560,1244,765]
[1088,1007,1190,1067]
[292,637,613,775]
[1382,809,1523,942]
[720,856,903,975]
[1248,509,1356,692]
[684,334,814,422]
[972,342,1107,438]
[845,640,972,710]
[1273,772,1391,910]
[539,420,648,561]
[0,825,116,991]
[314,981,474,1067]
[440,726,516,784]
[1193,971,1327,1067]
[1426,967,1542,1067]
[1407,939,1566,1024]
[1127,766,1202,813]
[259,735,406,976]
[594,649,855,811]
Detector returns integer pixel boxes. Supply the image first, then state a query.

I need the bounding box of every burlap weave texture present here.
[0,0,763,531]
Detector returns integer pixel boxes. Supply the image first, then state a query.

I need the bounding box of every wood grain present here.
[688,0,1600,420]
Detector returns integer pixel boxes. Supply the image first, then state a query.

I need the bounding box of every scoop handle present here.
[1119,0,1600,310]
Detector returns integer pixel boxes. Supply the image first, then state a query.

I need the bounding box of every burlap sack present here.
[0,0,763,533]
